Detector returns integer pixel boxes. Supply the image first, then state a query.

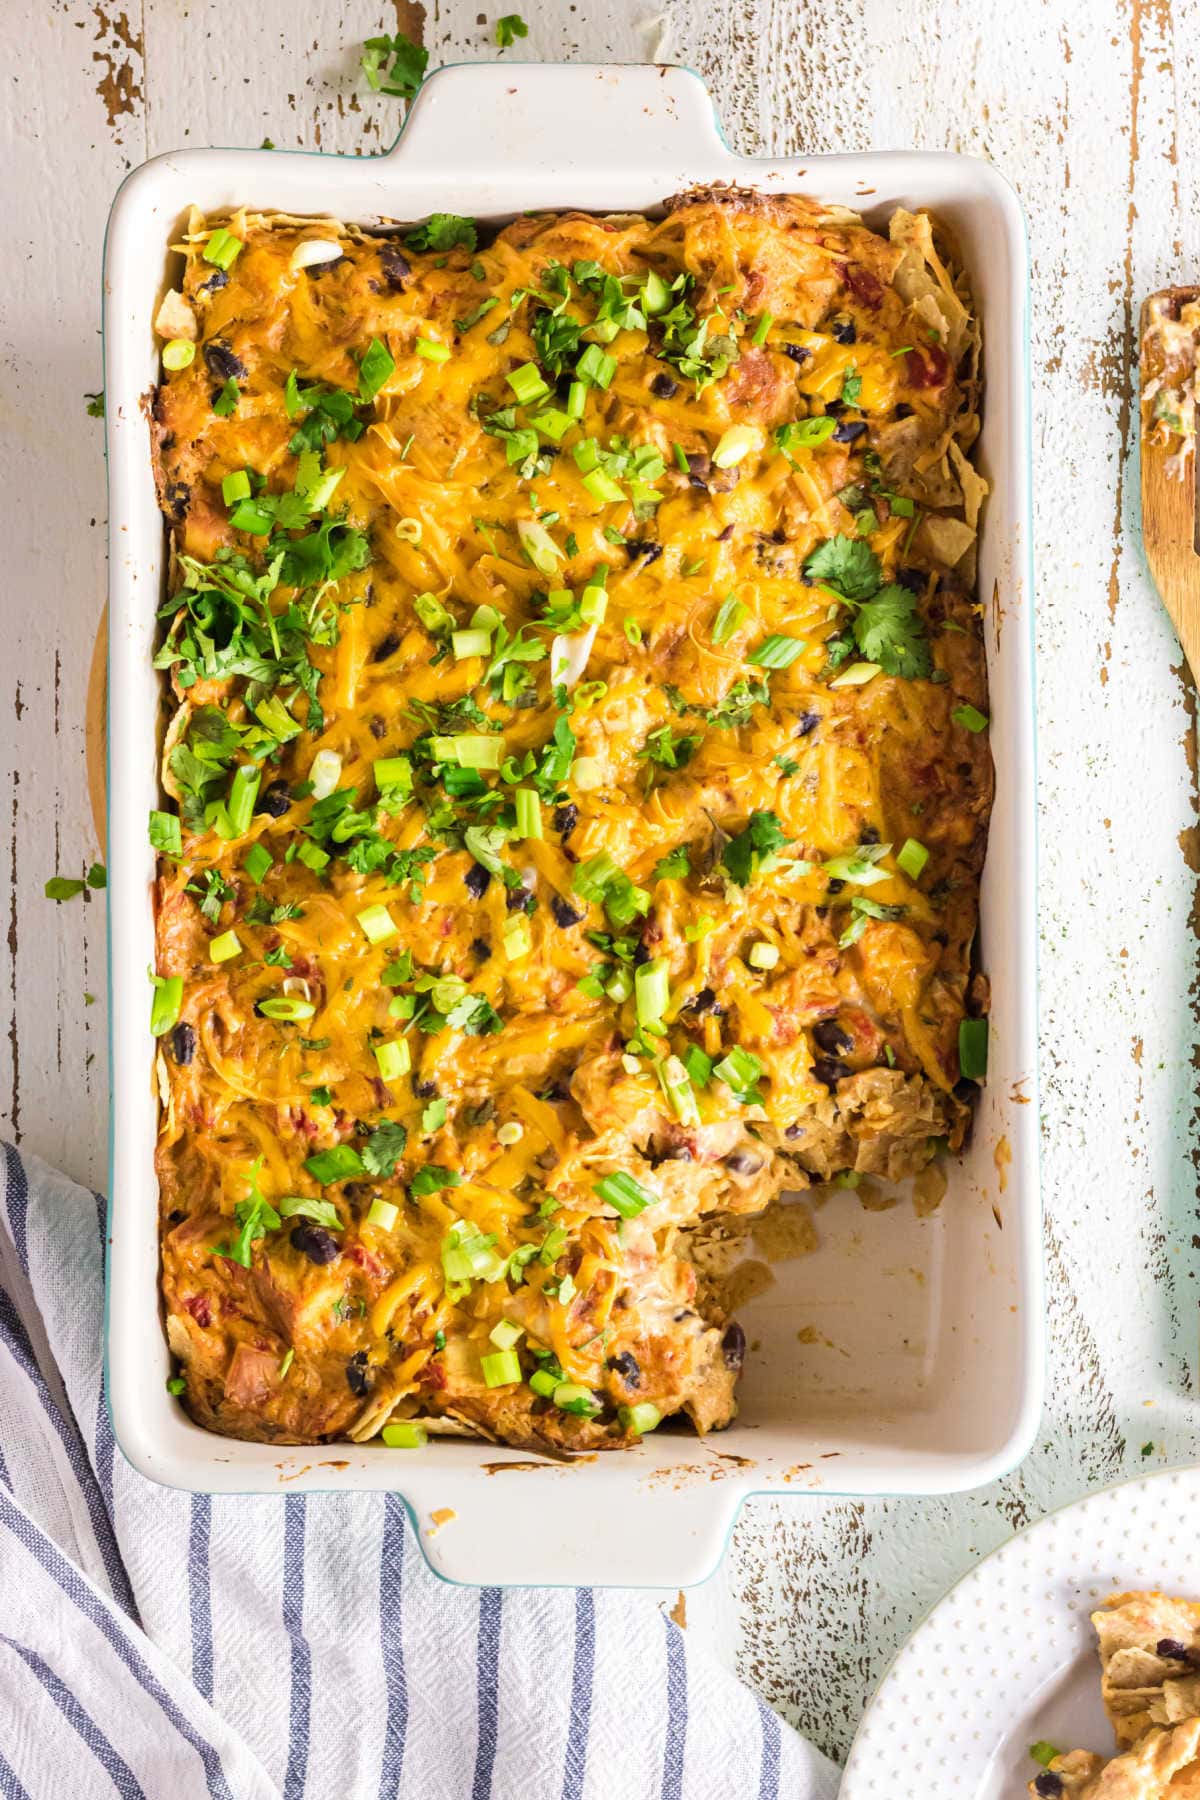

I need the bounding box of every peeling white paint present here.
[2,0,1199,1765]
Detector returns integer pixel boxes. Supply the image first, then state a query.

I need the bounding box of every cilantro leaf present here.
[652,846,690,881]
[721,811,790,887]
[404,213,478,254]
[361,1120,409,1179]
[853,584,931,679]
[495,13,528,45]
[803,534,881,601]
[360,31,428,99]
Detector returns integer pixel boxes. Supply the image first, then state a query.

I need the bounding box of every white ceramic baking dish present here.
[103,61,1039,1588]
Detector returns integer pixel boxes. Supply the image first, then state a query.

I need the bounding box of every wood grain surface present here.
[4,0,1200,1760]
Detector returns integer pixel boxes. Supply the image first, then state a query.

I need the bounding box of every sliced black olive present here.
[379,245,411,292]
[779,343,809,364]
[291,1224,340,1265]
[464,862,491,898]
[372,631,401,662]
[833,420,867,443]
[170,1021,196,1065]
[611,1350,642,1386]
[812,1020,854,1057]
[551,895,583,928]
[831,317,857,345]
[650,372,677,398]
[813,1057,851,1090]
[553,803,578,840]
[256,780,292,818]
[345,1350,371,1396]
[202,339,247,382]
[722,1322,746,1370]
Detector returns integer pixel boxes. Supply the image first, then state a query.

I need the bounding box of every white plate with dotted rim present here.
[840,1468,1200,1797]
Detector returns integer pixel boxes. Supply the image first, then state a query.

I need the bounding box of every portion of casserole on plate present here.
[149,191,992,1451]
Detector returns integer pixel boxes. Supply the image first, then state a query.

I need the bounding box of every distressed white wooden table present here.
[3,0,1198,1761]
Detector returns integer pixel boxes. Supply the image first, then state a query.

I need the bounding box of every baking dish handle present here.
[383,62,737,181]
[404,1465,750,1589]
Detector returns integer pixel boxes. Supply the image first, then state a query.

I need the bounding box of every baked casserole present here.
[148,191,992,1453]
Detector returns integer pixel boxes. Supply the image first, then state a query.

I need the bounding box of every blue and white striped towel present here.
[0,1145,839,1800]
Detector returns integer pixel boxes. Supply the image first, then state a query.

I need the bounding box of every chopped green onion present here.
[166,1375,187,1395]
[635,956,670,1029]
[958,1017,988,1081]
[431,733,505,770]
[297,839,330,874]
[356,903,399,945]
[414,591,453,634]
[226,764,260,836]
[514,788,542,840]
[659,1055,699,1127]
[228,497,273,535]
[1029,1744,1060,1770]
[374,755,413,794]
[682,1044,712,1087]
[552,1382,601,1417]
[711,425,758,468]
[619,1401,662,1435]
[751,312,774,347]
[576,344,616,389]
[593,1171,656,1218]
[605,968,632,1003]
[209,929,242,964]
[221,468,251,504]
[952,703,989,733]
[480,1348,522,1388]
[507,362,550,405]
[897,837,929,880]
[714,1045,762,1102]
[304,1145,365,1184]
[579,584,608,624]
[748,941,779,970]
[828,661,881,688]
[162,338,196,371]
[149,974,183,1037]
[149,810,182,857]
[566,381,587,419]
[529,1368,558,1398]
[452,628,492,659]
[243,842,272,884]
[496,1121,523,1145]
[490,1318,523,1351]
[642,269,670,314]
[624,618,642,646]
[516,517,563,574]
[203,227,243,270]
[749,634,806,669]
[415,337,451,363]
[374,1039,411,1083]
[530,407,574,441]
[503,913,532,961]
[712,594,748,645]
[581,468,625,505]
[381,1421,427,1448]
[257,994,316,1022]
[366,1198,399,1231]
[253,694,301,743]
[569,756,603,791]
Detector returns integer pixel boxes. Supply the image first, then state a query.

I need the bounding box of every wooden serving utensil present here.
[1140,286,1200,674]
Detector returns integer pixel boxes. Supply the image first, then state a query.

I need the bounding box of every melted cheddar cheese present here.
[151,191,990,1453]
